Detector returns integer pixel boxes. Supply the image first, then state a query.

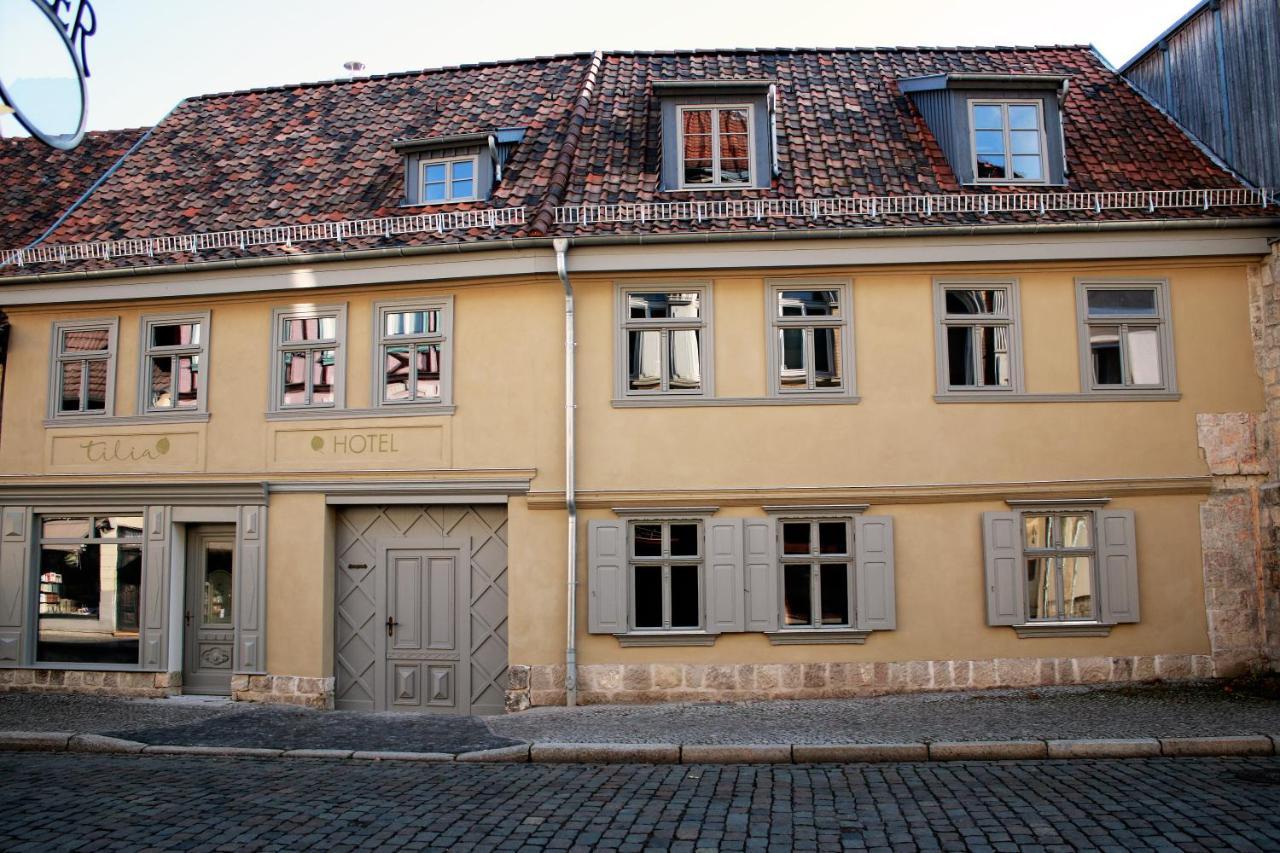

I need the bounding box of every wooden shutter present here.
[587,521,627,634]
[0,507,31,665]
[140,505,171,671]
[743,519,777,632]
[1098,509,1140,624]
[704,518,744,633]
[234,505,268,673]
[983,511,1025,626]
[854,515,896,631]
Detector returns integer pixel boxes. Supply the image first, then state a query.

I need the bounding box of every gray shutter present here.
[704,518,744,634]
[1098,509,1140,624]
[587,521,627,634]
[234,505,268,673]
[983,511,1025,626]
[0,507,31,665]
[743,518,778,632]
[854,515,896,631]
[140,505,171,671]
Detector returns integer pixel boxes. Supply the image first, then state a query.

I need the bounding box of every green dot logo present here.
[310,436,325,452]
[154,437,171,456]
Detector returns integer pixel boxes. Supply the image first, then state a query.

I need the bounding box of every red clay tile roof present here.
[0,128,146,248]
[2,47,1272,278]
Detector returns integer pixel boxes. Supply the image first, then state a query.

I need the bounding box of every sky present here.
[1,0,1199,136]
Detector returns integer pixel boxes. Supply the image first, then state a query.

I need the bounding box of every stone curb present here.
[141,745,283,758]
[1158,735,1274,756]
[532,743,680,764]
[929,740,1048,761]
[0,731,72,751]
[351,750,453,762]
[681,744,792,764]
[1046,738,1161,758]
[67,734,147,754]
[792,743,929,763]
[455,744,531,763]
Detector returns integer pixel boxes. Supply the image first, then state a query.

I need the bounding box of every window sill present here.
[1012,622,1113,638]
[934,392,1181,404]
[765,629,871,645]
[613,395,859,409]
[266,406,456,421]
[614,632,718,647]
[44,412,211,428]
[22,662,148,671]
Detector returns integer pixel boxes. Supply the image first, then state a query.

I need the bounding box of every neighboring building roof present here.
[0,128,147,249]
[1,47,1273,279]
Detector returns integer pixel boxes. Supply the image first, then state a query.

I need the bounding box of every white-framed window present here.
[49,319,117,418]
[139,313,208,413]
[677,105,754,188]
[270,305,346,411]
[374,298,453,407]
[420,156,477,204]
[778,517,855,629]
[767,280,855,396]
[617,285,711,398]
[1076,281,1176,393]
[934,280,1022,394]
[627,520,704,631]
[969,100,1047,184]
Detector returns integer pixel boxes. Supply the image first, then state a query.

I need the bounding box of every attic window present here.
[970,101,1046,183]
[391,128,525,207]
[422,156,477,203]
[679,105,754,188]
[653,79,776,192]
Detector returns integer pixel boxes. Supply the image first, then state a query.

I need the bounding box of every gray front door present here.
[183,525,235,695]
[383,545,467,712]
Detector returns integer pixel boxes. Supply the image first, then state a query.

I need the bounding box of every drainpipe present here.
[554,237,578,707]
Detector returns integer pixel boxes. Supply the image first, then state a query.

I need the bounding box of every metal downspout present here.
[554,237,578,707]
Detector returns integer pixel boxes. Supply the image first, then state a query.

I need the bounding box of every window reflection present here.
[1021,512,1097,622]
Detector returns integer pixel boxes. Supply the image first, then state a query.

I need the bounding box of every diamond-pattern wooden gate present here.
[334,504,508,715]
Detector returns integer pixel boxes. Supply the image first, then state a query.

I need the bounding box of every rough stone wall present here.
[230,674,335,709]
[1251,241,1280,665]
[0,669,180,698]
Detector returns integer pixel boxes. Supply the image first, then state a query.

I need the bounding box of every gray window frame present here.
[1019,509,1101,624]
[47,318,119,420]
[776,516,856,631]
[933,278,1025,395]
[626,519,705,632]
[137,311,211,416]
[766,279,857,399]
[967,99,1050,186]
[615,283,714,401]
[418,155,480,204]
[675,104,756,190]
[269,304,348,413]
[371,297,454,410]
[1075,279,1177,395]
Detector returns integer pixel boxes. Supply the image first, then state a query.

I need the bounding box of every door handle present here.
[184,609,192,627]
[386,616,397,637]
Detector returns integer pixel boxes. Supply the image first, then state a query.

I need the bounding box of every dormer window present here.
[654,79,776,191]
[392,128,525,206]
[422,156,477,203]
[970,101,1047,183]
[678,105,754,188]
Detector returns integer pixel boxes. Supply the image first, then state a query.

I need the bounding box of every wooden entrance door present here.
[183,525,235,695]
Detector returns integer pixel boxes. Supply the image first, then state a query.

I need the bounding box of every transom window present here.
[51,320,116,417]
[936,282,1019,391]
[141,315,207,412]
[1022,512,1096,622]
[1079,283,1173,392]
[970,101,1046,183]
[629,521,702,631]
[621,288,708,396]
[375,299,452,407]
[421,157,476,203]
[678,105,753,188]
[272,306,345,410]
[780,519,854,629]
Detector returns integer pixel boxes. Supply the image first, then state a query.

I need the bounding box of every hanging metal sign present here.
[0,0,97,150]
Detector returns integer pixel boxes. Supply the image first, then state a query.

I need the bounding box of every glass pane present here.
[627,330,661,391]
[1090,326,1124,386]
[779,328,806,390]
[385,310,439,336]
[283,316,336,342]
[783,564,812,626]
[151,322,198,348]
[628,292,700,320]
[451,178,474,199]
[782,522,810,555]
[148,356,173,409]
[812,328,842,388]
[719,109,749,135]
[203,541,234,625]
[37,542,141,664]
[1011,155,1043,181]
[948,325,1013,388]
[59,361,82,412]
[974,130,1004,155]
[682,109,712,135]
[1023,515,1050,550]
[281,352,307,404]
[972,104,1003,130]
[1025,556,1056,620]
[945,289,1006,316]
[424,163,447,184]
[1010,130,1040,155]
[177,355,199,409]
[1062,556,1095,619]
[947,326,975,386]
[670,565,700,628]
[424,181,447,202]
[633,524,662,558]
[311,350,336,405]
[383,345,411,401]
[415,343,442,399]
[719,156,750,184]
[84,360,107,411]
[633,565,662,629]
[669,523,699,557]
[976,155,1006,179]
[779,290,839,317]
[668,329,702,391]
[1127,327,1162,385]
[683,157,713,185]
[818,522,847,555]
[1061,514,1092,549]
[451,159,474,180]
[42,517,90,539]
[819,564,850,626]
[1008,104,1040,130]
[61,328,108,353]
[1087,289,1157,316]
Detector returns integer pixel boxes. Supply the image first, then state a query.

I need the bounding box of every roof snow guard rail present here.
[554,187,1275,225]
[0,207,527,268]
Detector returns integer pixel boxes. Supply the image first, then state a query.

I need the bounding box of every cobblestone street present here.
[4,753,1280,851]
